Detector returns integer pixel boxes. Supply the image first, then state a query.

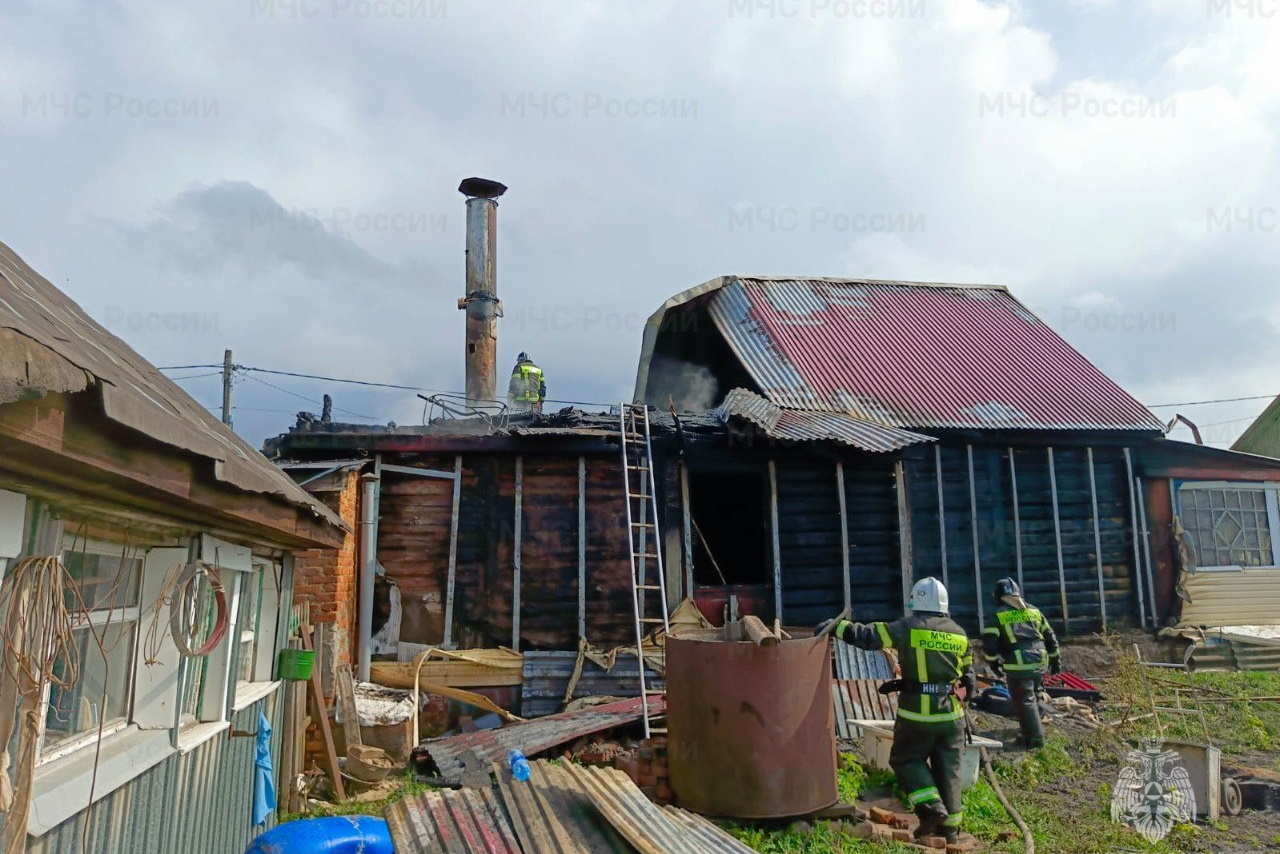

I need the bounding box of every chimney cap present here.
[458,177,508,199]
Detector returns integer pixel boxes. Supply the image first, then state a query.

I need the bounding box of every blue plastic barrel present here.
[242,815,394,854]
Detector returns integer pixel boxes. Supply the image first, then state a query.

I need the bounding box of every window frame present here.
[38,538,145,763]
[1175,481,1280,572]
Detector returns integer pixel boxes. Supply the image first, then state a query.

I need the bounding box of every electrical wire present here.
[240,372,378,421]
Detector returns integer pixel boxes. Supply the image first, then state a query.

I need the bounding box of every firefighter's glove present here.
[877,679,905,696]
[1048,659,1062,676]
[960,671,977,698]
[814,617,837,638]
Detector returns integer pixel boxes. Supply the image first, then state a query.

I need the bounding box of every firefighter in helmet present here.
[507,352,546,413]
[820,578,974,843]
[981,577,1060,749]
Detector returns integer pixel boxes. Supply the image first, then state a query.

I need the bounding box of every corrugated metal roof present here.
[565,763,758,854]
[422,696,664,785]
[715,388,933,453]
[496,760,633,853]
[638,275,1164,432]
[0,241,344,541]
[385,787,522,854]
[1178,569,1280,627]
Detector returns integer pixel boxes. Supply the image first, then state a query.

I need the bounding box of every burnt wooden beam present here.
[443,454,462,646]
[894,460,912,616]
[1124,447,1149,628]
[1048,447,1069,636]
[837,461,852,615]
[578,455,586,641]
[769,459,782,623]
[512,454,523,649]
[934,445,949,586]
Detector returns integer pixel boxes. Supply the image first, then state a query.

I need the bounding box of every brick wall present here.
[294,469,360,693]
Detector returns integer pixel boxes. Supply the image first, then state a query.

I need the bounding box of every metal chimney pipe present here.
[457,177,507,408]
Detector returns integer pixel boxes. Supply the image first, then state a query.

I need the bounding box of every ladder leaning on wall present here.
[619,402,670,738]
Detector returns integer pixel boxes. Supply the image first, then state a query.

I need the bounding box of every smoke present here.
[646,356,721,411]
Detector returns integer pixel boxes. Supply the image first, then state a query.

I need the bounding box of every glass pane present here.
[62,551,141,611]
[179,574,221,720]
[235,572,263,683]
[44,622,135,750]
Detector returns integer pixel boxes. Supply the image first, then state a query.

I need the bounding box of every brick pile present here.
[570,736,672,806]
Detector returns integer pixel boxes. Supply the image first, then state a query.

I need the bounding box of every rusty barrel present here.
[666,631,836,818]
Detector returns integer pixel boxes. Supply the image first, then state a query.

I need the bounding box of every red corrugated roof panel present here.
[703,277,1162,432]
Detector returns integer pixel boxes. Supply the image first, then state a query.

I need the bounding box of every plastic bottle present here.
[507,749,531,782]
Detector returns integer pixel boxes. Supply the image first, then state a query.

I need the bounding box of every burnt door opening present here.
[689,470,770,586]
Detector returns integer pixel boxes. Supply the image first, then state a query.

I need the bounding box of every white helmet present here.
[908,577,949,615]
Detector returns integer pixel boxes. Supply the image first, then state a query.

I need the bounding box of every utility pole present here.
[221,349,234,426]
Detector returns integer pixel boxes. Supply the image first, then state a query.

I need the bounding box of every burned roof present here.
[716,388,933,453]
[0,240,344,540]
[636,276,1165,433]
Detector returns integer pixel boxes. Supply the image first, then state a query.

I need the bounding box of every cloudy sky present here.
[2,0,1277,448]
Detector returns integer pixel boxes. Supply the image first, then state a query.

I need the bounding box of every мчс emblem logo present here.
[1110,739,1197,843]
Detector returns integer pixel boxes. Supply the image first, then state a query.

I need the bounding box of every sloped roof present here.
[715,388,933,452]
[637,276,1164,433]
[1232,394,1280,459]
[0,241,343,539]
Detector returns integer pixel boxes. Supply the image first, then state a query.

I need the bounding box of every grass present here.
[733,655,1280,854]
[278,771,435,822]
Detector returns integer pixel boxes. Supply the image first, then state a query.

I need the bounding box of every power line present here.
[1147,394,1277,408]
[240,372,379,421]
[167,371,223,381]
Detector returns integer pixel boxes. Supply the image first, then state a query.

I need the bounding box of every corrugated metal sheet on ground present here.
[1190,626,1280,671]
[496,760,633,853]
[423,696,664,784]
[832,679,898,740]
[385,786,521,854]
[565,763,757,854]
[714,387,933,453]
[834,643,894,681]
[700,277,1163,432]
[522,651,665,717]
[1179,569,1280,628]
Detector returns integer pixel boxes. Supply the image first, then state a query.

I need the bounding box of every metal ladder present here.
[620,402,670,738]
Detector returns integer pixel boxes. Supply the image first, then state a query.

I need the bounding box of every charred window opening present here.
[689,470,770,586]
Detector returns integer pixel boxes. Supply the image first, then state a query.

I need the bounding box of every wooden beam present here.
[302,625,345,800]
[578,456,587,642]
[1048,447,1069,635]
[1087,447,1107,632]
[1008,448,1024,589]
[894,460,913,616]
[513,455,522,650]
[336,665,362,749]
[769,460,782,623]
[680,462,693,600]
[1124,447,1147,629]
[837,461,852,615]
[935,445,949,586]
[967,445,985,630]
[443,454,463,646]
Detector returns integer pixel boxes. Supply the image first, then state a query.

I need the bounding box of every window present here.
[236,568,264,684]
[43,543,143,756]
[1178,485,1278,569]
[177,570,222,725]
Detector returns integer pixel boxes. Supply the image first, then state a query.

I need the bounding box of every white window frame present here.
[1175,481,1280,572]
[38,538,145,764]
[230,558,283,710]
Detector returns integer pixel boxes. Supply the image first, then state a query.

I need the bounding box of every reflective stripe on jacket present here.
[835,614,973,723]
[510,363,544,402]
[981,605,1060,672]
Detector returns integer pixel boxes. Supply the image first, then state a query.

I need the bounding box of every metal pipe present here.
[457,178,506,409]
[1087,447,1107,632]
[513,455,523,649]
[1124,448,1147,628]
[836,461,851,615]
[1048,447,1069,636]
[769,460,782,624]
[935,444,949,586]
[1008,448,1023,589]
[443,455,462,647]
[357,466,381,681]
[967,445,984,629]
[1136,476,1158,627]
[578,456,587,641]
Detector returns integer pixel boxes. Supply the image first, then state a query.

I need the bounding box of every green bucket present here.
[277,648,314,681]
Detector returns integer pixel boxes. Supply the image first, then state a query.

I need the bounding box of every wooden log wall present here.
[378,452,634,652]
[903,442,1137,635]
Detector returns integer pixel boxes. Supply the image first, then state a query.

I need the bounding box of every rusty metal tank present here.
[665,629,837,818]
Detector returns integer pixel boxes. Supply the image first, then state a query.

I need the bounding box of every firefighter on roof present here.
[819,577,974,843]
[981,577,1060,749]
[507,352,546,413]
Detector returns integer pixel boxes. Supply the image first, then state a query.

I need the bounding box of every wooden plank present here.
[1048,447,1070,635]
[513,455,522,649]
[893,460,912,616]
[302,625,346,800]
[578,456,586,641]
[336,665,362,749]
[443,454,463,646]
[769,460,782,622]
[837,461,851,615]
[935,444,949,586]
[967,445,985,629]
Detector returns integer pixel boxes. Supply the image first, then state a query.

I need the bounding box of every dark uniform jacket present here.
[834,613,975,724]
[980,603,1060,674]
